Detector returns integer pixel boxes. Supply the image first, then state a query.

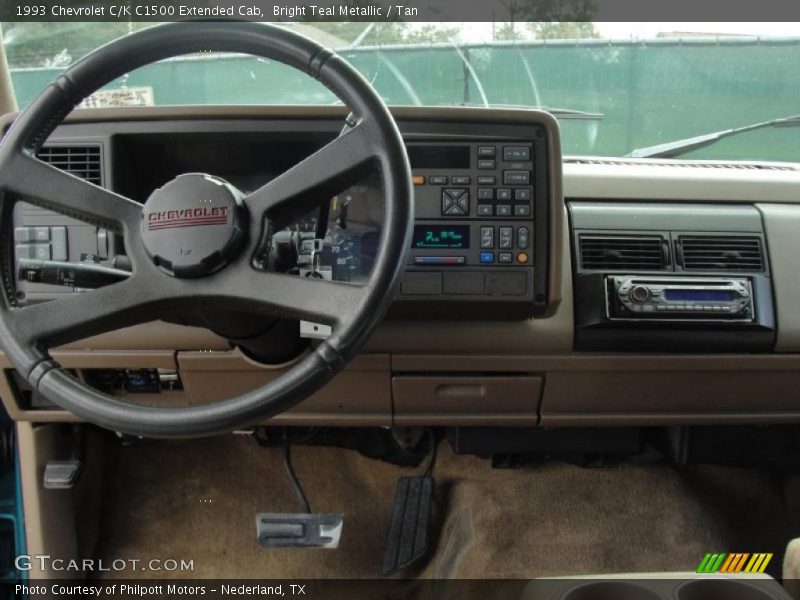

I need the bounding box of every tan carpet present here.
[92,434,800,579]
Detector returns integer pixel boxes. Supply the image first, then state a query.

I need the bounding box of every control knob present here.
[630,285,651,303]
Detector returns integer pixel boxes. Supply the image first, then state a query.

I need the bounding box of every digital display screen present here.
[412,225,470,249]
[407,145,470,169]
[664,289,735,302]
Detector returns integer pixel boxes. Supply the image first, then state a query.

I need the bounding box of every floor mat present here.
[93,434,800,579]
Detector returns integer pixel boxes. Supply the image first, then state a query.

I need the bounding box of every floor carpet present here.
[92,434,800,579]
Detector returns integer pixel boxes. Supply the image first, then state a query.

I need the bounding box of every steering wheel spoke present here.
[1,151,142,233]
[217,266,365,327]
[9,273,156,348]
[245,120,379,220]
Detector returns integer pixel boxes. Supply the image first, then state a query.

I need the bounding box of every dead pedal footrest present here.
[382,476,434,575]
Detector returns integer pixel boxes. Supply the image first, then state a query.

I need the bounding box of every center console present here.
[570,202,776,352]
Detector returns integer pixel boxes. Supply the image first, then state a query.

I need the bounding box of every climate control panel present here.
[396,129,553,319]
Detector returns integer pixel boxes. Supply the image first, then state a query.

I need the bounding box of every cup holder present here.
[676,579,781,600]
[560,581,663,600]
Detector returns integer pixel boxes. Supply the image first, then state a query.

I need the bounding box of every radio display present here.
[407,145,470,169]
[664,289,735,302]
[412,225,469,249]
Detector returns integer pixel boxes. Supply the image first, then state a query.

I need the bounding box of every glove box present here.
[392,375,543,426]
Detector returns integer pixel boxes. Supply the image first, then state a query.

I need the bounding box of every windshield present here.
[2,21,800,162]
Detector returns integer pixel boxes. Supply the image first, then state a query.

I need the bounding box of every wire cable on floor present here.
[281,438,311,514]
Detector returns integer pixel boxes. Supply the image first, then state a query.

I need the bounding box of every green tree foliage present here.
[2,20,460,68]
[300,22,459,46]
[403,24,460,45]
[529,22,599,40]
[294,0,457,46]
[2,22,153,68]
[494,23,526,41]
[521,0,597,22]
[493,0,598,41]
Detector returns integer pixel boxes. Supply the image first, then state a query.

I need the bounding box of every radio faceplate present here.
[609,276,754,321]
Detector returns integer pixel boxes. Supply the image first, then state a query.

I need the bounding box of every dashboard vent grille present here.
[578,234,667,271]
[37,144,102,185]
[678,235,764,271]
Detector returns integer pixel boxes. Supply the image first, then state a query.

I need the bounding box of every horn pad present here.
[141,173,246,278]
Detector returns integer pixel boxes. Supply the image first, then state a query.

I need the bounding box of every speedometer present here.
[281,183,382,285]
[322,229,361,283]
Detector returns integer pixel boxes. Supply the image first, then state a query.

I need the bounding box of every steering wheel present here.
[0,22,413,437]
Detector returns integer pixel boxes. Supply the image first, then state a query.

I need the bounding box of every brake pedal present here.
[256,435,344,549]
[256,513,343,548]
[381,476,434,575]
[43,426,85,489]
[43,460,82,489]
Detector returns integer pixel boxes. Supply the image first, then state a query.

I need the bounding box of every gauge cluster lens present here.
[285,182,382,285]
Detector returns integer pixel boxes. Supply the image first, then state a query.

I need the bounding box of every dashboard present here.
[9,110,559,321]
[3,106,800,428]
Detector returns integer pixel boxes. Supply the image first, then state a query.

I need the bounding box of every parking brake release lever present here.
[18,257,131,289]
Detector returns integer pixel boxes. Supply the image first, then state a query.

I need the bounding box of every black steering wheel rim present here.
[0,22,413,437]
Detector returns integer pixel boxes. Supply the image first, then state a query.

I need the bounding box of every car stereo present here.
[609,276,754,321]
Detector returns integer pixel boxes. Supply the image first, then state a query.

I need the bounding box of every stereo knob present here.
[630,285,651,302]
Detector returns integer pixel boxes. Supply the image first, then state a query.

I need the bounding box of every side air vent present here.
[578,234,668,271]
[37,144,102,185]
[677,235,764,272]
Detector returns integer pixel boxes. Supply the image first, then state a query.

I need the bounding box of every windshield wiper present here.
[451,103,603,120]
[534,106,604,120]
[627,114,800,159]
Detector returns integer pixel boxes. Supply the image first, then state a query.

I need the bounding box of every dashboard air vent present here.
[677,235,764,272]
[578,234,667,271]
[37,144,102,185]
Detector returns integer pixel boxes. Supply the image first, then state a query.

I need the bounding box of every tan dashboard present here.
[3,106,800,428]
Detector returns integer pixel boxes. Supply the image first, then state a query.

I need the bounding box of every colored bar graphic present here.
[696,554,714,573]
[697,552,773,574]
[697,553,725,573]
[719,554,736,573]
[729,554,749,573]
[746,553,774,573]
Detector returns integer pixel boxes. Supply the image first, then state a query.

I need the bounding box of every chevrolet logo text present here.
[146,206,229,230]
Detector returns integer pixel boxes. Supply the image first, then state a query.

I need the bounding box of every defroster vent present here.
[37,144,102,185]
[579,234,668,271]
[677,235,764,272]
